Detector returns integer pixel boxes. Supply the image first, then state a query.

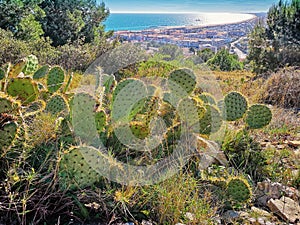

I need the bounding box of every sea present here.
[104,13,256,31]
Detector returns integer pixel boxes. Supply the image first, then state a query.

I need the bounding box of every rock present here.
[288,141,300,148]
[257,217,265,225]
[197,137,228,170]
[255,180,299,206]
[276,144,285,149]
[251,206,272,217]
[184,212,194,221]
[222,210,239,223]
[141,221,153,225]
[267,196,300,223]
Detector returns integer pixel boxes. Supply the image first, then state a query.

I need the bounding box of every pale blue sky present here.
[104,0,278,13]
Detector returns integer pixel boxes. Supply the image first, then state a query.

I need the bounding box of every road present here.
[230,38,247,60]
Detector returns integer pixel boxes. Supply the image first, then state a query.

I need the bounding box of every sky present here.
[104,0,279,13]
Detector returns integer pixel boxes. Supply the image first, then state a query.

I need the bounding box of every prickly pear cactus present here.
[0,68,5,80]
[45,94,69,115]
[198,92,217,105]
[198,104,222,135]
[95,110,107,134]
[129,121,150,139]
[33,65,49,79]
[6,77,39,105]
[112,78,147,121]
[226,177,252,206]
[0,94,19,113]
[59,147,100,190]
[223,91,248,121]
[177,97,206,130]
[0,118,18,151]
[168,68,197,97]
[23,55,38,76]
[8,59,26,77]
[47,66,65,93]
[245,104,272,129]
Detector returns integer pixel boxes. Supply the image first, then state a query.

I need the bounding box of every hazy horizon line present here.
[110,11,267,14]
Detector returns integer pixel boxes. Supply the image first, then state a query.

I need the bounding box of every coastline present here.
[109,13,257,32]
[159,14,257,31]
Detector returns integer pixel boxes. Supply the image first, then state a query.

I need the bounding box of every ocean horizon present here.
[104,12,256,31]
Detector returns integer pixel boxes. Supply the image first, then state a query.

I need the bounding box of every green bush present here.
[207,48,243,71]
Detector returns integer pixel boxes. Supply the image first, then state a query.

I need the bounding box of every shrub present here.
[260,67,300,109]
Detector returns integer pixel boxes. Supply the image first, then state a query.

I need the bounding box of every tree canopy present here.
[247,0,300,74]
[207,48,243,71]
[0,0,112,46]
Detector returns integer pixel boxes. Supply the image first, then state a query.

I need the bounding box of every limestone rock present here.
[267,196,300,223]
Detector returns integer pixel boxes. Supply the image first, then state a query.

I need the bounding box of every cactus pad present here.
[45,94,69,115]
[7,77,39,105]
[198,92,217,105]
[223,91,248,121]
[129,121,150,139]
[245,104,272,129]
[59,147,100,190]
[8,59,26,77]
[198,104,222,135]
[23,55,38,75]
[112,78,147,122]
[0,68,5,80]
[33,65,49,79]
[226,177,252,205]
[168,69,197,97]
[47,66,65,93]
[0,121,18,150]
[177,97,206,130]
[0,94,19,113]
[95,110,107,133]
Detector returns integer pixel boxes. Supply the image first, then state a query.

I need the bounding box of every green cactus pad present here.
[226,177,252,205]
[33,65,49,79]
[45,94,69,115]
[223,91,248,121]
[59,147,100,190]
[0,94,19,113]
[198,92,217,105]
[0,121,18,150]
[23,55,38,75]
[7,77,39,105]
[0,68,5,80]
[25,100,46,116]
[47,66,65,93]
[245,104,272,129]
[112,78,147,122]
[177,97,206,129]
[198,104,222,135]
[8,59,26,77]
[95,110,107,133]
[129,121,150,139]
[168,68,197,97]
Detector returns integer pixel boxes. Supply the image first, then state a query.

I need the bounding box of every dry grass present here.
[259,67,300,109]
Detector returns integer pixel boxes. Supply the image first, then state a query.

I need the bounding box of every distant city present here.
[111,15,264,60]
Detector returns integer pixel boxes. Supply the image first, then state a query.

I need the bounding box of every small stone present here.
[267,197,300,223]
[185,212,194,221]
[248,217,257,223]
[257,217,265,225]
[222,210,239,223]
[141,221,153,225]
[276,145,285,149]
[251,206,272,217]
[288,141,300,148]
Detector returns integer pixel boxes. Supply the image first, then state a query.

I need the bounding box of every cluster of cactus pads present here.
[1,55,272,192]
[0,55,73,152]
